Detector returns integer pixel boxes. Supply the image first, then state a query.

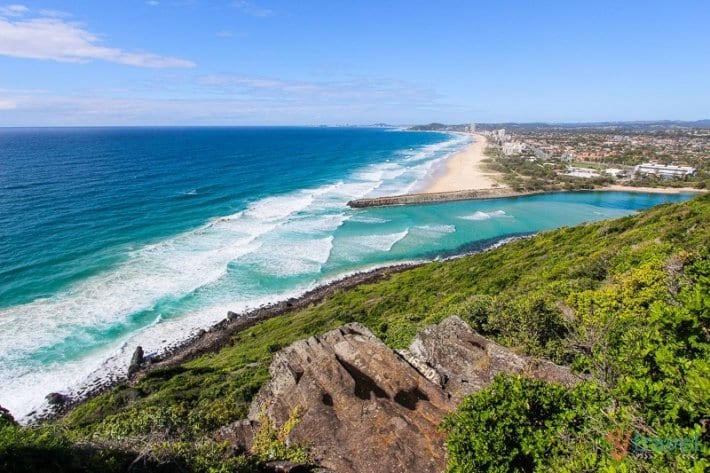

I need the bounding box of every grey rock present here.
[45,392,68,406]
[128,346,144,377]
[213,419,258,453]
[408,316,580,403]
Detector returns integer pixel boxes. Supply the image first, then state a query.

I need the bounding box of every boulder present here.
[249,323,453,473]
[214,419,258,452]
[45,392,68,406]
[128,346,144,377]
[408,316,580,403]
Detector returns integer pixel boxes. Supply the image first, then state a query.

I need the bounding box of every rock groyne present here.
[347,188,541,208]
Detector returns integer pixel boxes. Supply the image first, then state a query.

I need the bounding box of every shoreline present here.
[37,233,532,424]
[35,262,423,422]
[424,133,506,193]
[597,184,706,195]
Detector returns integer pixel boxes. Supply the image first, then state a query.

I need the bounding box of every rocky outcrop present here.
[237,316,580,473]
[406,316,579,403]
[248,323,453,473]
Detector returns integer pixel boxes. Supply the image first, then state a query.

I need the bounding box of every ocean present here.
[0,127,692,420]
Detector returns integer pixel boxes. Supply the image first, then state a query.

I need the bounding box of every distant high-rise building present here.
[502,142,526,155]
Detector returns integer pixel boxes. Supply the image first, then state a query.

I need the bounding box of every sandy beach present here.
[425,133,505,193]
[600,184,706,195]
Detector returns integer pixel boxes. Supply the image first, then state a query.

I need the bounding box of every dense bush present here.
[0,423,133,473]
[442,376,609,472]
[444,245,710,472]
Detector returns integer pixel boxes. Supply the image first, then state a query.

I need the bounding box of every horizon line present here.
[1,118,709,129]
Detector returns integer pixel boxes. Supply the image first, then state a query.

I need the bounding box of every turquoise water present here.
[0,127,691,419]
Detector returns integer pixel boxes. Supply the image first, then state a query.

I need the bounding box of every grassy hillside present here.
[2,194,708,472]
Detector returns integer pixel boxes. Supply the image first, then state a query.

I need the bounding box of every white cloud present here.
[0,6,194,68]
[0,98,17,109]
[0,75,454,126]
[232,0,272,18]
[38,9,70,18]
[195,74,439,105]
[0,4,29,17]
[0,68,455,126]
[216,30,233,38]
[146,1,159,6]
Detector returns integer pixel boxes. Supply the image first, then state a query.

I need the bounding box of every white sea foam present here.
[415,224,456,234]
[350,229,410,252]
[0,190,322,418]
[0,131,468,421]
[402,134,470,163]
[284,213,348,234]
[244,191,315,221]
[349,216,390,224]
[245,235,335,277]
[460,210,508,221]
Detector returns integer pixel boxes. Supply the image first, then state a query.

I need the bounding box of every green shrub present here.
[442,375,608,472]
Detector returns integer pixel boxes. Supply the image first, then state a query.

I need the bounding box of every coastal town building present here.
[560,152,576,162]
[564,167,601,179]
[484,128,509,144]
[486,127,707,187]
[634,163,697,178]
[605,168,627,178]
[502,142,526,155]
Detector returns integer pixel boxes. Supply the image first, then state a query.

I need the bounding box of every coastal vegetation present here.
[482,147,613,192]
[2,194,708,471]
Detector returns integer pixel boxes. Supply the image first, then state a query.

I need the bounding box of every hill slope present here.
[2,194,708,472]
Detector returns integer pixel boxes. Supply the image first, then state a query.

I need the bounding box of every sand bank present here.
[424,134,505,192]
[599,184,706,195]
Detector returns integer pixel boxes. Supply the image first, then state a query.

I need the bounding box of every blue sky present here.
[0,0,708,125]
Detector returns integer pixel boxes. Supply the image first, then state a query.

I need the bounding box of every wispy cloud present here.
[37,9,70,18]
[0,4,28,17]
[146,1,159,6]
[0,98,17,109]
[0,4,195,68]
[0,72,454,126]
[232,0,272,18]
[194,74,440,105]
